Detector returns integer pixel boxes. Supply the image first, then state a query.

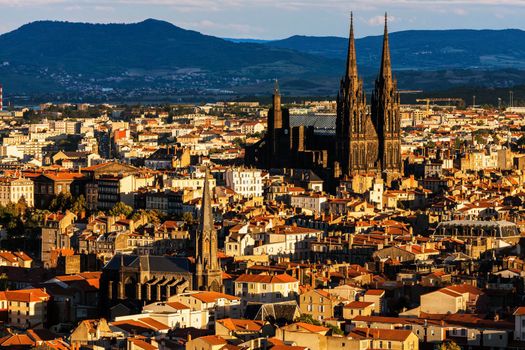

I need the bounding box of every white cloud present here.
[2,0,525,8]
[180,19,264,36]
[367,15,398,26]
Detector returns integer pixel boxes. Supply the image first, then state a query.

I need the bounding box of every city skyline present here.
[1,0,525,39]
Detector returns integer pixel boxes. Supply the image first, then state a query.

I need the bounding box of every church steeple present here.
[379,13,392,82]
[195,166,222,292]
[346,12,358,81]
[200,166,214,237]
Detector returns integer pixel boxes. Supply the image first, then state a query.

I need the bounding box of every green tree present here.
[0,273,8,291]
[71,195,86,214]
[131,209,164,225]
[49,192,74,212]
[183,212,195,225]
[294,314,321,326]
[109,202,133,217]
[437,341,461,350]
[326,324,344,335]
[15,196,28,216]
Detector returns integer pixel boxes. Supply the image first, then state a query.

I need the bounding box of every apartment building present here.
[225,168,264,198]
[1,288,50,329]
[234,273,299,307]
[0,176,34,207]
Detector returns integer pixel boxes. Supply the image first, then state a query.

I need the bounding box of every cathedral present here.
[246,14,402,186]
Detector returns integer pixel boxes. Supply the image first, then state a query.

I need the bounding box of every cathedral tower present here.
[371,14,402,176]
[195,167,222,292]
[267,80,290,168]
[336,13,379,178]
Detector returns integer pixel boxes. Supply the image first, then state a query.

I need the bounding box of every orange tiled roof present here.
[236,273,298,284]
[292,322,329,333]
[4,288,50,302]
[198,335,227,346]
[192,291,240,303]
[350,327,413,341]
[344,301,374,309]
[216,318,264,332]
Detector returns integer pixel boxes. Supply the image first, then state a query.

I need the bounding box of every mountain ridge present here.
[1,19,525,100]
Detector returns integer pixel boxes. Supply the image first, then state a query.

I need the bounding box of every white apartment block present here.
[0,177,34,207]
[225,168,264,198]
[290,194,327,213]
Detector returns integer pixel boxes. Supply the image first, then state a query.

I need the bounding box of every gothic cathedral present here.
[246,13,402,186]
[335,13,402,180]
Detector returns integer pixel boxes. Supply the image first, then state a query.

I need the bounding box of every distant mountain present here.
[266,29,525,72]
[0,19,339,76]
[223,38,270,44]
[0,19,341,96]
[1,19,525,102]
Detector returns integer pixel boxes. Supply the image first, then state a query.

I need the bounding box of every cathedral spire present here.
[346,12,358,81]
[379,12,392,81]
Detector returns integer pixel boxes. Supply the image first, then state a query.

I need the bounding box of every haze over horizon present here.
[1,0,525,39]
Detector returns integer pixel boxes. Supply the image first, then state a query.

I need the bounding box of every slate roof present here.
[245,301,300,325]
[289,115,336,131]
[104,254,191,273]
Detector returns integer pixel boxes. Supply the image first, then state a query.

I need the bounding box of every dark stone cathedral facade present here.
[246,14,402,186]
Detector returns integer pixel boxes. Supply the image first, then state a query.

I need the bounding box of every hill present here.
[1,20,525,102]
[0,19,341,95]
[266,29,525,72]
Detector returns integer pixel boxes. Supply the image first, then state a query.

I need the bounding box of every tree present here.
[294,314,321,326]
[183,212,195,225]
[71,195,86,214]
[15,196,28,216]
[49,192,74,212]
[326,324,344,335]
[437,341,461,350]
[109,202,133,217]
[131,209,164,225]
[0,273,8,291]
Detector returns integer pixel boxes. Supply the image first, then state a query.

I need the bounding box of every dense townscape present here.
[1,14,525,350]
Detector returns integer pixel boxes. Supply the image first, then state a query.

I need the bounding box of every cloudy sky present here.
[0,0,524,39]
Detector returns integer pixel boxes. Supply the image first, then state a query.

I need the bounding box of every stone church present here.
[246,14,402,186]
[100,168,223,310]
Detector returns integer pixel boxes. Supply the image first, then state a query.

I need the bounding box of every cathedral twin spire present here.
[336,12,401,177]
[346,12,391,83]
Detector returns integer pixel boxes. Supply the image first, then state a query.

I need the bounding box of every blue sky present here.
[0,0,524,39]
